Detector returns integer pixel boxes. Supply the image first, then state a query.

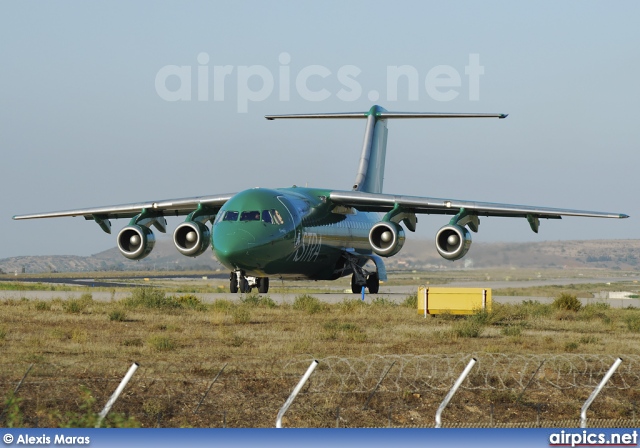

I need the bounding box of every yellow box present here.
[417,287,491,316]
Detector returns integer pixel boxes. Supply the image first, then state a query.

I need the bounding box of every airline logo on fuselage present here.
[292,231,321,262]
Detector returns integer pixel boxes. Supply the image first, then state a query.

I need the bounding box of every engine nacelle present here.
[369,221,405,257]
[173,221,211,257]
[435,224,472,261]
[117,225,155,260]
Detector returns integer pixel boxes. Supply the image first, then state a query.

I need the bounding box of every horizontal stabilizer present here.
[266,105,508,195]
[266,111,507,120]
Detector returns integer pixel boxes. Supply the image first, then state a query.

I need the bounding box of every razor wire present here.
[281,354,640,393]
[2,354,640,396]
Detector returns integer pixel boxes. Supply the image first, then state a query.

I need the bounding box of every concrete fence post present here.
[435,358,476,428]
[95,362,139,428]
[276,360,318,428]
[580,357,622,428]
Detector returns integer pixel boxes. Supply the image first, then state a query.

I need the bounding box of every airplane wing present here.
[329,190,628,232]
[12,193,235,233]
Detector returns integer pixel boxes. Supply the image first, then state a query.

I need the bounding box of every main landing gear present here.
[230,271,269,293]
[351,271,379,294]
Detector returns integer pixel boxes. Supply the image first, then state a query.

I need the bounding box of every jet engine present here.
[435,224,471,261]
[117,225,156,260]
[173,221,211,257]
[369,221,405,257]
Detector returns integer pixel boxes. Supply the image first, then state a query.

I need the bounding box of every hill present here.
[0,238,222,274]
[0,239,638,274]
[392,239,640,271]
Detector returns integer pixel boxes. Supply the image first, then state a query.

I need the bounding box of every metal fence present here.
[2,354,639,428]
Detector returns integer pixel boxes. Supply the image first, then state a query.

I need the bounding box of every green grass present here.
[2,270,640,428]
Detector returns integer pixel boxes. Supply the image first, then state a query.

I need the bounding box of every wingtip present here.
[499,114,508,119]
[620,214,630,219]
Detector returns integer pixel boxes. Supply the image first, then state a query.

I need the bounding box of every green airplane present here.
[13,105,628,294]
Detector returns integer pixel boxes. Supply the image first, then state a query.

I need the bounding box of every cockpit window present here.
[261,209,284,225]
[216,209,284,224]
[222,211,239,221]
[240,211,261,221]
[272,209,284,225]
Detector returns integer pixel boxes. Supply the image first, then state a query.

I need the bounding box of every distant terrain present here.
[1,239,638,274]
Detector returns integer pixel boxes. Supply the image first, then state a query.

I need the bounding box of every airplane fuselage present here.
[212,187,379,280]
[13,105,627,295]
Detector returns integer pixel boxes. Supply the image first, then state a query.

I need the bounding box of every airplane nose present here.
[212,226,256,268]
[213,235,247,261]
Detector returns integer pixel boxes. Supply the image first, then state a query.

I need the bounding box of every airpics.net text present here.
[155,53,485,112]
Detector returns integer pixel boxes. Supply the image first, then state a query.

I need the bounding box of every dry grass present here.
[1,287,640,427]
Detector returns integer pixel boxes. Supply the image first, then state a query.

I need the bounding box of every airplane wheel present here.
[240,277,251,293]
[367,273,379,294]
[258,277,269,293]
[351,274,361,294]
[230,272,238,293]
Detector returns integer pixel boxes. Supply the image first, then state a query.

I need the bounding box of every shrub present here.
[371,297,396,307]
[124,288,180,309]
[232,307,251,324]
[402,293,418,308]
[339,298,366,313]
[520,300,553,318]
[553,293,581,312]
[174,294,206,311]
[293,294,325,314]
[625,314,640,332]
[322,321,366,342]
[469,309,492,325]
[3,393,23,427]
[148,335,176,351]
[122,338,143,347]
[54,386,140,428]
[109,310,127,322]
[240,293,277,308]
[34,301,51,311]
[211,299,234,312]
[501,325,522,337]
[71,329,88,344]
[453,320,484,338]
[579,335,599,344]
[565,341,579,352]
[63,298,90,314]
[220,328,245,347]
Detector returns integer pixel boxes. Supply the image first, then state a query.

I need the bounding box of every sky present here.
[1,1,638,258]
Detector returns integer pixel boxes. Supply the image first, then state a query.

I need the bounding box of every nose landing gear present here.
[230,271,270,293]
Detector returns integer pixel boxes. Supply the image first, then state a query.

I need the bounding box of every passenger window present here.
[240,211,261,221]
[222,211,239,221]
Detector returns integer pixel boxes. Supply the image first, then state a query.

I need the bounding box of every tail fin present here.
[353,105,388,193]
[265,105,507,194]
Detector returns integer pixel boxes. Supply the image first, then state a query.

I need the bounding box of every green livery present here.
[13,105,628,294]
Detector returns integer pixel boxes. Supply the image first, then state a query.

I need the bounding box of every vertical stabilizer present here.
[352,105,388,193]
